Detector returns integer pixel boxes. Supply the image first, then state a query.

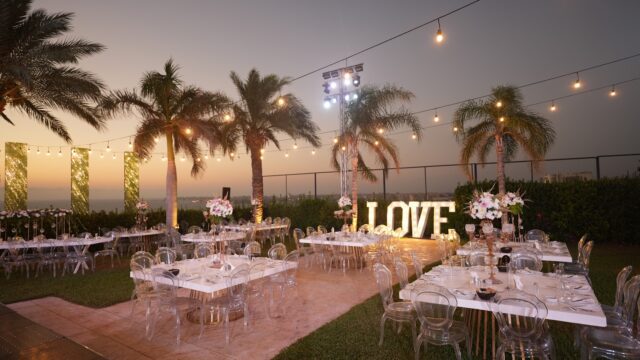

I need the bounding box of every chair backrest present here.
[614,265,634,312]
[194,243,213,259]
[358,224,370,233]
[249,258,268,279]
[225,263,250,300]
[306,227,316,236]
[576,234,587,263]
[238,218,247,225]
[274,217,282,224]
[131,251,155,268]
[393,257,409,290]
[509,248,543,272]
[411,284,457,332]
[373,225,389,235]
[282,250,300,285]
[621,275,640,326]
[267,243,287,260]
[373,263,394,310]
[292,228,305,252]
[467,250,488,266]
[392,227,404,238]
[264,217,272,225]
[150,268,178,299]
[167,228,182,247]
[491,290,548,342]
[155,247,177,265]
[187,226,202,234]
[317,225,328,234]
[580,241,594,268]
[410,251,424,277]
[524,229,546,242]
[244,241,262,258]
[77,232,93,239]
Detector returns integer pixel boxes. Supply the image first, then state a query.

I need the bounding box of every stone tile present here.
[18,338,104,360]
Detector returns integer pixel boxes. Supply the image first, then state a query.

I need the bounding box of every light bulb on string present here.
[260,148,265,154]
[341,145,346,151]
[550,101,557,112]
[377,128,384,134]
[453,126,459,132]
[293,143,298,150]
[99,152,104,159]
[87,146,92,155]
[434,111,439,123]
[333,137,338,144]
[411,133,417,140]
[154,137,160,143]
[180,156,186,162]
[499,116,505,122]
[435,18,444,43]
[374,140,379,146]
[284,152,289,158]
[216,157,221,162]
[112,153,116,160]
[311,150,316,155]
[343,72,352,86]
[323,98,331,109]
[204,154,209,160]
[27,146,31,153]
[260,155,264,160]
[185,127,192,135]
[106,142,111,152]
[46,148,51,156]
[196,157,201,162]
[162,154,166,161]
[37,147,41,155]
[277,96,286,107]
[128,138,133,148]
[573,72,581,89]
[230,152,235,158]
[58,147,62,156]
[610,85,617,97]
[496,101,502,108]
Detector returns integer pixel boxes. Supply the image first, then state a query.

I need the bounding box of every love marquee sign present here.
[366,201,456,238]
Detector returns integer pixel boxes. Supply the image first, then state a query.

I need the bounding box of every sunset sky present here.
[2,0,640,207]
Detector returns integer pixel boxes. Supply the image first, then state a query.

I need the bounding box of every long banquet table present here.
[181,232,246,243]
[0,236,113,274]
[222,224,288,232]
[456,240,573,263]
[299,231,385,247]
[399,265,606,327]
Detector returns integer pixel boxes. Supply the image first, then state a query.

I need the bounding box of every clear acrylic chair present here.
[467,249,489,266]
[247,258,268,319]
[565,240,594,277]
[35,239,57,277]
[305,226,316,236]
[491,289,555,360]
[193,243,213,259]
[219,263,250,344]
[187,226,202,234]
[411,285,471,360]
[267,243,287,260]
[155,247,177,265]
[509,247,543,271]
[393,257,410,290]
[410,251,424,277]
[292,228,312,267]
[243,241,262,259]
[604,265,634,318]
[524,229,546,243]
[94,231,120,268]
[167,228,192,260]
[373,263,417,349]
[317,225,328,234]
[580,276,640,359]
[327,242,356,273]
[267,251,299,318]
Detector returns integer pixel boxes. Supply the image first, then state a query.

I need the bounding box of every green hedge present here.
[452,177,640,244]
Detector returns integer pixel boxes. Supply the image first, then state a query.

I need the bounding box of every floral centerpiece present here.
[205,197,233,227]
[135,199,149,230]
[468,190,503,221]
[499,190,526,240]
[334,195,354,225]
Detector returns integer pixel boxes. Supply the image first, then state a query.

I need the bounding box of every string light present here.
[550,101,557,112]
[185,127,192,135]
[46,148,51,156]
[230,152,235,157]
[435,18,444,43]
[411,133,417,140]
[260,155,264,160]
[37,147,41,155]
[180,156,186,162]
[573,72,581,89]
[260,148,265,154]
[610,85,617,97]
[154,137,159,143]
[434,111,439,122]
[293,143,298,150]
[99,152,104,159]
[128,137,133,148]
[453,126,459,132]
[112,153,116,160]
[341,145,346,151]
[204,154,209,160]
[311,150,316,155]
[284,152,289,158]
[223,113,232,121]
[377,128,384,134]
[374,140,379,146]
[58,147,62,156]
[333,137,338,144]
[106,142,111,152]
[162,154,166,161]
[496,100,502,108]
[277,96,286,107]
[499,116,505,122]
[343,72,352,86]
[27,146,31,153]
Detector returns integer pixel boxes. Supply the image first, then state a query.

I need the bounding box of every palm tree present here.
[0,0,105,142]
[226,69,320,223]
[331,85,421,230]
[99,60,230,227]
[453,85,555,198]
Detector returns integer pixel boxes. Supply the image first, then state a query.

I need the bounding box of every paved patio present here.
[8,239,438,359]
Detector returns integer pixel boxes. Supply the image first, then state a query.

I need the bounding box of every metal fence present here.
[262,153,640,202]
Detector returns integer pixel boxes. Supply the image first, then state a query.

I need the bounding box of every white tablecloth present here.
[181,232,246,243]
[0,237,112,249]
[114,229,164,238]
[300,231,384,247]
[399,265,606,327]
[456,241,573,263]
[222,224,288,232]
[130,256,296,293]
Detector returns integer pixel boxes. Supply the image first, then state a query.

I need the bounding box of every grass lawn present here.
[274,243,640,360]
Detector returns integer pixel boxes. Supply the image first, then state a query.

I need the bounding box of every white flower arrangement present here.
[206,198,233,219]
[468,191,503,220]
[136,199,149,211]
[499,191,525,215]
[338,196,352,209]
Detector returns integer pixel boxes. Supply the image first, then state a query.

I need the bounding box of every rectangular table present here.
[130,256,296,293]
[456,241,573,263]
[299,231,384,247]
[399,265,606,327]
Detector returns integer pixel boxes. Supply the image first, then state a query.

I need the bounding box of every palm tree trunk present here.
[250,146,264,224]
[165,132,178,228]
[495,134,508,224]
[350,151,358,231]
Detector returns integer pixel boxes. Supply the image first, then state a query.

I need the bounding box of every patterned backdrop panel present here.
[71,147,90,214]
[4,142,27,211]
[124,152,140,213]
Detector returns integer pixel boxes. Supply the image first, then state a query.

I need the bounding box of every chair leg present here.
[379,314,387,346]
[453,342,462,360]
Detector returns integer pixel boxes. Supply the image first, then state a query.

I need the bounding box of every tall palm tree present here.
[99,60,230,227]
[0,0,105,142]
[226,69,320,223]
[331,85,421,230]
[453,85,555,198]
